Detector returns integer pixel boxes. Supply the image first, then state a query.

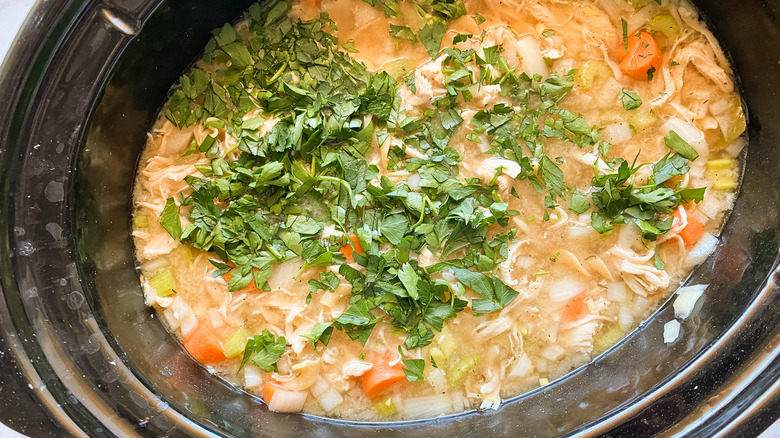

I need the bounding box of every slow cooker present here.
[1,0,779,436]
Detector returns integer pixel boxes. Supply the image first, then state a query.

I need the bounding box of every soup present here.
[132,0,745,421]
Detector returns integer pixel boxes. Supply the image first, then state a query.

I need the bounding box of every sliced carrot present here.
[183,323,226,364]
[340,234,365,263]
[362,354,407,399]
[263,378,286,404]
[560,292,589,324]
[672,208,703,248]
[618,31,662,81]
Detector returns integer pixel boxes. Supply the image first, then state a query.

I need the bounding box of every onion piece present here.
[601,122,632,145]
[607,281,628,302]
[516,35,547,78]
[548,276,584,302]
[725,137,746,157]
[407,172,421,191]
[687,233,719,266]
[509,353,533,378]
[268,389,308,413]
[540,345,565,361]
[244,365,263,389]
[663,320,681,344]
[673,285,708,319]
[317,388,344,412]
[403,394,452,419]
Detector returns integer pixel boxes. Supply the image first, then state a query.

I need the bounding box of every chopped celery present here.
[447,355,480,387]
[647,15,680,39]
[149,268,176,297]
[539,377,549,386]
[380,58,418,82]
[625,110,657,131]
[725,102,746,143]
[374,396,397,417]
[223,328,252,358]
[627,0,649,9]
[592,323,623,355]
[436,331,457,358]
[576,60,611,90]
[713,176,737,190]
[133,214,149,228]
[706,159,732,170]
[430,347,447,367]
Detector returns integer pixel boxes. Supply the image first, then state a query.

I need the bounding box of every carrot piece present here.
[362,354,407,399]
[263,379,286,404]
[300,0,323,7]
[340,234,365,263]
[672,208,703,247]
[560,292,589,324]
[183,323,227,364]
[618,31,662,81]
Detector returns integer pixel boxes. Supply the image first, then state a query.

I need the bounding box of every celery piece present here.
[149,268,176,297]
[430,347,447,367]
[539,377,549,386]
[133,214,149,228]
[380,58,418,82]
[706,159,732,170]
[625,110,657,131]
[592,324,623,355]
[725,103,746,143]
[436,331,457,358]
[374,396,397,417]
[713,176,737,190]
[223,328,252,358]
[575,60,610,90]
[647,15,680,39]
[447,355,480,387]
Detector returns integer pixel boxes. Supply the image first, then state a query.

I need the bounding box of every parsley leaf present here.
[301,323,334,349]
[389,24,418,42]
[619,89,642,111]
[450,267,518,313]
[570,189,590,214]
[402,358,425,381]
[664,130,699,161]
[160,198,182,239]
[240,330,286,372]
[419,19,447,58]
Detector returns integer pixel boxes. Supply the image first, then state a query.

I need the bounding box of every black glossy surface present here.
[0,0,779,436]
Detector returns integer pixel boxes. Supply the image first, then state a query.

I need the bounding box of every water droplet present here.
[56,143,65,154]
[83,333,101,354]
[45,223,63,241]
[17,241,34,256]
[66,291,84,310]
[160,367,173,377]
[13,227,25,237]
[22,287,38,300]
[44,181,64,203]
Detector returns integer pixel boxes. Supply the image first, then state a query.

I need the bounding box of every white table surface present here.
[0,0,777,436]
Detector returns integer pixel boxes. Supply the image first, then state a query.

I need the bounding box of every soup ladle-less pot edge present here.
[0,0,779,436]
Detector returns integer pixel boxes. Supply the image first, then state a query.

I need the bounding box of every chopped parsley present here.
[619,89,642,111]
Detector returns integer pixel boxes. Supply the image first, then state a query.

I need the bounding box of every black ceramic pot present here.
[1,1,779,436]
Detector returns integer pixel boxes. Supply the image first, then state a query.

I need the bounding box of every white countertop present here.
[0,0,777,436]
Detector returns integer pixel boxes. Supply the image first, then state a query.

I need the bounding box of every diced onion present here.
[601,122,632,145]
[607,282,628,302]
[618,305,634,331]
[687,233,719,266]
[548,276,584,302]
[268,389,308,413]
[540,345,565,361]
[402,394,452,419]
[674,285,708,319]
[266,258,304,290]
[725,137,746,157]
[663,320,681,344]
[407,172,421,191]
[663,118,709,161]
[318,388,344,412]
[516,36,547,78]
[509,353,533,378]
[244,365,263,389]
